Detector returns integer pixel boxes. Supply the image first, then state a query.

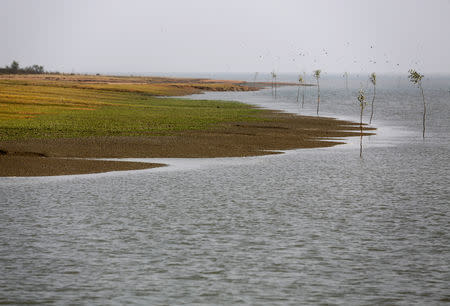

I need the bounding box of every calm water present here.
[1,75,449,305]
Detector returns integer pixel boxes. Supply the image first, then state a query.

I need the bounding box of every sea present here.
[1,73,449,305]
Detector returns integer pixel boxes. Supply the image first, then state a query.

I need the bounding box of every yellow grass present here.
[0,74,262,140]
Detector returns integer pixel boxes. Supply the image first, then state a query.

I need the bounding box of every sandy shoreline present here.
[0,110,374,177]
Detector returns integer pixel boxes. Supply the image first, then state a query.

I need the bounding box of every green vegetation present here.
[0,78,263,140]
[0,60,45,74]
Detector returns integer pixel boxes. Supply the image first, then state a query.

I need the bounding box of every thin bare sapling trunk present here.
[316,80,320,115]
[296,75,304,105]
[408,69,426,138]
[271,75,274,97]
[369,73,377,124]
[302,72,306,108]
[313,70,321,115]
[369,86,376,124]
[344,72,348,92]
[420,82,426,138]
[357,89,367,158]
[271,71,277,99]
[274,74,277,99]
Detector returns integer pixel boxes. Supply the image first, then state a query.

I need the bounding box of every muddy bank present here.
[0,112,373,177]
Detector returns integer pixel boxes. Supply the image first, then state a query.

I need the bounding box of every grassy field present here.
[0,75,263,140]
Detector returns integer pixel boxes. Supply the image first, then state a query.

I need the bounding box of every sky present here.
[1,0,450,74]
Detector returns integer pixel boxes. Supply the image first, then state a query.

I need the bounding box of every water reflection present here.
[360,131,364,158]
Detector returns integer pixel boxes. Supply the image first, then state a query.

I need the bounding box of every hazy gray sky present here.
[2,0,450,74]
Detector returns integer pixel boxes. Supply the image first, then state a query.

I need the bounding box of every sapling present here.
[313,69,321,115]
[408,69,426,138]
[296,75,303,104]
[369,72,376,124]
[253,72,258,87]
[357,89,367,157]
[271,71,277,98]
[273,72,277,99]
[344,71,349,91]
[301,72,306,108]
[357,89,367,128]
[271,71,274,96]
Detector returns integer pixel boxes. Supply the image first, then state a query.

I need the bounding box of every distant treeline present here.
[0,60,46,74]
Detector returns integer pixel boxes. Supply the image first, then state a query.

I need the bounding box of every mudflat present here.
[0,74,373,176]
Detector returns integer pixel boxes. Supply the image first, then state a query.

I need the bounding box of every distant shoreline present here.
[0,74,373,177]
